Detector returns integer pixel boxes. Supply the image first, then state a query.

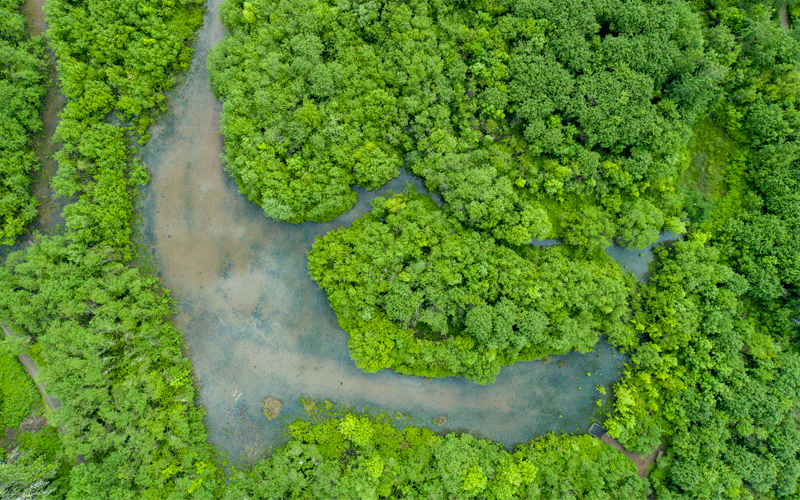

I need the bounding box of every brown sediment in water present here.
[21,0,46,37]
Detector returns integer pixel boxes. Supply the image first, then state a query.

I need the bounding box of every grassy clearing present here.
[0,344,41,430]
[677,119,749,231]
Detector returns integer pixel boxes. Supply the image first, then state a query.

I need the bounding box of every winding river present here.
[135,0,670,463]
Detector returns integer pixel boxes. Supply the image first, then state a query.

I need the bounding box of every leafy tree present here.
[615,199,665,249]
[0,0,225,496]
[0,238,223,498]
[209,0,713,244]
[0,447,59,500]
[226,401,647,500]
[561,205,615,249]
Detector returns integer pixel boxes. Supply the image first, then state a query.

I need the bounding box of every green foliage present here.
[0,0,225,497]
[606,236,746,450]
[702,2,800,344]
[0,237,222,498]
[519,434,648,499]
[615,199,665,250]
[209,0,406,222]
[43,0,205,257]
[309,189,632,383]
[225,404,648,500]
[0,426,72,499]
[600,6,800,497]
[44,0,204,137]
[0,339,40,430]
[606,235,800,498]
[561,205,615,250]
[0,0,48,244]
[677,120,748,228]
[0,446,60,500]
[8,0,799,499]
[209,0,713,244]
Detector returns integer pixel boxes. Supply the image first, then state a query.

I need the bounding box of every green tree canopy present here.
[308,189,632,383]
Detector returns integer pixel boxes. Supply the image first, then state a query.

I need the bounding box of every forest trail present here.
[1,325,61,412]
[2,0,63,416]
[600,432,661,478]
[780,3,789,29]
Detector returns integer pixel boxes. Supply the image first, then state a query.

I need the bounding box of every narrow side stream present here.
[0,0,65,261]
[22,0,66,233]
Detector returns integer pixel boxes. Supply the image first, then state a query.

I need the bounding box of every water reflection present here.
[137,0,627,463]
[605,232,679,282]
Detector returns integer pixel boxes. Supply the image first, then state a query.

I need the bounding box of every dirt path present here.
[780,4,790,30]
[600,432,661,478]
[1,325,61,411]
[1,328,85,464]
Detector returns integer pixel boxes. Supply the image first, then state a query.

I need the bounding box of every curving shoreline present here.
[137,0,629,463]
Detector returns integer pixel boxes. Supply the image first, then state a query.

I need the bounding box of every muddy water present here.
[606,232,679,282]
[137,0,626,463]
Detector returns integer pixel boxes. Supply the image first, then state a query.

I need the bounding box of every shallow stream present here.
[137,0,672,463]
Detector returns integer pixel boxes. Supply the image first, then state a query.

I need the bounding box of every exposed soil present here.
[1,426,20,453]
[780,4,789,30]
[600,432,662,478]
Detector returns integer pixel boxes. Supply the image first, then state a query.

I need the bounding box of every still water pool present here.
[137,0,671,463]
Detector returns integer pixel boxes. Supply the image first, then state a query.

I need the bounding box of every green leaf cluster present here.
[209,0,716,246]
[43,0,206,256]
[224,403,648,500]
[308,189,632,383]
[0,338,39,430]
[605,236,800,499]
[704,6,800,343]
[601,3,800,497]
[0,0,225,497]
[0,237,222,499]
[0,427,70,499]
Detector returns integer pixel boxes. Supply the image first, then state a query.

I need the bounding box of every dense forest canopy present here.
[208,0,702,246]
[209,0,800,497]
[1,0,800,498]
[223,399,649,500]
[308,189,633,383]
[208,0,716,382]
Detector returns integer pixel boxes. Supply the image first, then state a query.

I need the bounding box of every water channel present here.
[0,0,65,264]
[135,0,673,463]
